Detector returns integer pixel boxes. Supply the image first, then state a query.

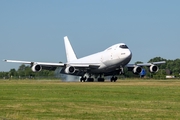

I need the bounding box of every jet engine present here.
[133,66,142,74]
[149,65,159,73]
[65,66,76,74]
[31,64,42,72]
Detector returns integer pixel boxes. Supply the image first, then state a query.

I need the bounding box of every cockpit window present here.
[120,45,128,49]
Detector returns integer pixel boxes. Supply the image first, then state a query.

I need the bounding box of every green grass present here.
[0,80,180,120]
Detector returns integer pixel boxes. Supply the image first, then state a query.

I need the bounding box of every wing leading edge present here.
[4,59,100,71]
[126,61,166,67]
[126,61,166,74]
[4,59,65,67]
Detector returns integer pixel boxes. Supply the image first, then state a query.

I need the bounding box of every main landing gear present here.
[79,77,86,82]
[79,77,95,82]
[79,76,117,82]
[87,78,94,82]
[110,76,117,82]
[97,78,105,82]
[79,77,105,82]
[97,74,105,82]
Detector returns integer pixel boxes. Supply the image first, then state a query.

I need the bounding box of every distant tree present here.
[135,61,143,64]
[9,68,17,78]
[148,57,167,69]
[166,59,180,75]
[18,64,26,71]
[17,64,26,78]
[0,72,9,79]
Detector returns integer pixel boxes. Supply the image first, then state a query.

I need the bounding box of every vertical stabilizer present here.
[64,36,77,62]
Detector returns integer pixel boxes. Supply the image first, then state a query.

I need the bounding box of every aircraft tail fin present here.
[64,36,77,62]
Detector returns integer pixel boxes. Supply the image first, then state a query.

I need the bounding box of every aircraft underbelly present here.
[91,55,131,74]
[91,59,121,73]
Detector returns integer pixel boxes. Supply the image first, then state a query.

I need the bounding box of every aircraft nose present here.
[120,49,132,59]
[124,50,132,61]
[127,50,132,58]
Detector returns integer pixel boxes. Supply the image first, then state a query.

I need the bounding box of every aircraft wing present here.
[4,59,65,71]
[59,63,100,76]
[4,59,100,72]
[126,61,166,67]
[4,59,65,66]
[4,60,100,66]
[126,61,166,74]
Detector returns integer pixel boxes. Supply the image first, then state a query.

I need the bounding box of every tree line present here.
[0,64,56,79]
[0,57,179,79]
[124,57,180,79]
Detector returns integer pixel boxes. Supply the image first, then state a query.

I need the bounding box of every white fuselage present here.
[68,43,132,73]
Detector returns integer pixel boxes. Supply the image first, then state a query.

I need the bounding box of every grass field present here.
[0,79,180,120]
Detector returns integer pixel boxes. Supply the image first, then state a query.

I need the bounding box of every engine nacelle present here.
[65,66,75,74]
[149,65,159,73]
[31,64,42,72]
[133,66,142,74]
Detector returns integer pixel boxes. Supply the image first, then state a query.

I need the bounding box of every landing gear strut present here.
[97,78,105,82]
[79,77,94,82]
[87,78,94,82]
[111,76,117,82]
[97,74,105,82]
[79,77,86,82]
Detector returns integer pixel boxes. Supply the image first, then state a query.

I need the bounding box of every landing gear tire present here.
[80,79,85,82]
[98,78,105,82]
[80,77,86,82]
[87,78,94,82]
[111,77,117,82]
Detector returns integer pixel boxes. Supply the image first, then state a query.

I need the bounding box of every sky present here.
[0,0,180,72]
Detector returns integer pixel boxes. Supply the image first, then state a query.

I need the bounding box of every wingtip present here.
[3,59,7,62]
[64,36,69,41]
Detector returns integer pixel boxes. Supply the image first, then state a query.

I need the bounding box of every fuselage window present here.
[120,45,128,49]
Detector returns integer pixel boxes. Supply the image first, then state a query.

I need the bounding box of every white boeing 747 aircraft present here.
[4,36,165,82]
